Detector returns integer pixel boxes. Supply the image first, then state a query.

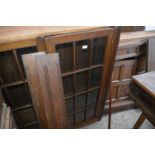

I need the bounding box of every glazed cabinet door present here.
[38,28,120,128]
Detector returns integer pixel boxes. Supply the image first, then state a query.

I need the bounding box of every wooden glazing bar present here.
[13,49,25,80]
[69,118,100,129]
[72,42,76,125]
[62,64,103,77]
[12,103,32,112]
[0,80,27,89]
[84,39,93,120]
[13,49,32,103]
[67,103,96,116]
[22,121,39,128]
[65,86,100,100]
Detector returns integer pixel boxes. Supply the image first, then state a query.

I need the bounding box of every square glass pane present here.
[66,98,73,113]
[0,51,21,84]
[75,94,86,110]
[56,43,73,73]
[75,111,85,123]
[92,37,107,65]
[17,46,37,78]
[7,83,32,108]
[67,115,74,126]
[86,108,95,119]
[90,67,103,88]
[75,71,88,92]
[75,40,90,69]
[62,75,74,96]
[18,108,36,125]
[13,112,21,127]
[87,90,98,105]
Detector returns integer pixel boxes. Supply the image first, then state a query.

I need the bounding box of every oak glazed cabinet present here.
[0,26,120,128]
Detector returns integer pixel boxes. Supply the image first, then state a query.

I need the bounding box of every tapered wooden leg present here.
[133,113,145,129]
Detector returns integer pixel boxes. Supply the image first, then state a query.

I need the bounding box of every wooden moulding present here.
[22,52,67,128]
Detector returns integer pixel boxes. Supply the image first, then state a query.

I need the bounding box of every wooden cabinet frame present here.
[0,27,120,128]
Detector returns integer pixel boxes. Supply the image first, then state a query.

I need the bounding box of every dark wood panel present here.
[107,59,138,104]
[23,52,67,128]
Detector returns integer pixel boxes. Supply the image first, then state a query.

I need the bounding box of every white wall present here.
[145,26,155,31]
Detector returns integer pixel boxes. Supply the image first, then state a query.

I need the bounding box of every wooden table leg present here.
[133,112,146,129]
[108,81,112,129]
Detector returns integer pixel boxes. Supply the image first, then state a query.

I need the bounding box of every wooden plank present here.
[22,52,48,128]
[35,54,67,128]
[22,52,67,128]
